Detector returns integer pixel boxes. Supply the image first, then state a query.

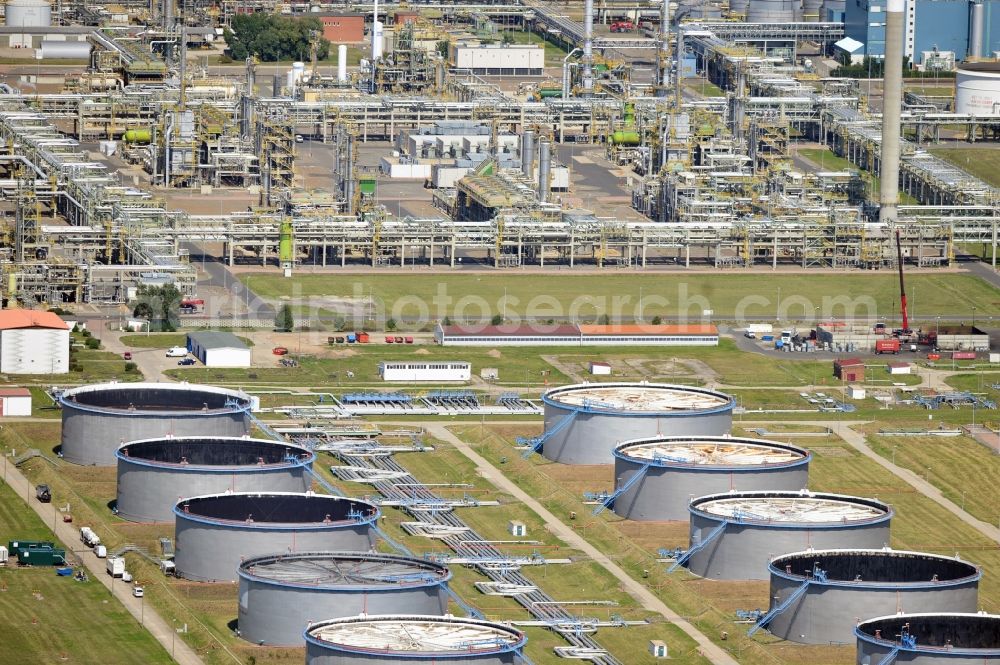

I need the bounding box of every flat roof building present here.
[187,331,251,368]
[435,323,719,347]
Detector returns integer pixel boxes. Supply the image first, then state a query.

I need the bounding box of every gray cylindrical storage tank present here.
[116,436,314,523]
[730,0,750,14]
[540,383,735,465]
[174,492,378,583]
[683,491,893,580]
[5,0,50,27]
[765,549,981,645]
[304,615,527,665]
[238,552,451,646]
[856,613,1000,664]
[40,41,92,60]
[60,382,252,466]
[746,0,797,22]
[611,436,810,521]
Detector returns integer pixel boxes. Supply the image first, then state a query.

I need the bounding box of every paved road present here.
[424,423,740,665]
[745,420,1000,545]
[1,458,203,665]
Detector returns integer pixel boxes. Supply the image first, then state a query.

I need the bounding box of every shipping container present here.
[17,545,66,566]
[357,332,370,343]
[952,351,977,360]
[875,339,901,354]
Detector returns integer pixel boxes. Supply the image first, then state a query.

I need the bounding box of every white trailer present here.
[106,556,125,577]
[746,324,774,334]
[80,526,100,547]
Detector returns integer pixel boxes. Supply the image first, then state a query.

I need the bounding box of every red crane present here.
[895,229,909,334]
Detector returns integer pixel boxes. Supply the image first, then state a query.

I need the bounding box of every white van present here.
[165,347,188,357]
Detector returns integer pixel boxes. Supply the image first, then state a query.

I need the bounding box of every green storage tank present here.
[537,88,563,98]
[611,131,641,146]
[123,129,151,144]
[359,178,377,195]
[279,219,294,265]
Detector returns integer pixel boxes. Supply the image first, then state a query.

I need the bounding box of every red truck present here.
[610,20,635,32]
[874,338,900,354]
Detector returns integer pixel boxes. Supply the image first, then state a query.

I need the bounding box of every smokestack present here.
[537,138,551,203]
[337,44,348,83]
[521,128,535,178]
[371,0,384,61]
[660,0,670,90]
[583,0,594,91]
[970,1,985,61]
[879,0,904,224]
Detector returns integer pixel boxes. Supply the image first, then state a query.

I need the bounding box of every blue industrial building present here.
[845,0,1000,64]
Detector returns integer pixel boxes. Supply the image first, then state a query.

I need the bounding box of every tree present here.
[491,314,503,326]
[598,313,610,325]
[386,318,397,331]
[133,284,181,332]
[276,304,294,332]
[224,15,330,63]
[651,315,662,325]
[442,316,452,326]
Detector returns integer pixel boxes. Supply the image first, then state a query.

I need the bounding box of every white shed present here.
[186,331,251,368]
[589,361,612,375]
[887,362,911,375]
[847,385,866,400]
[0,387,31,416]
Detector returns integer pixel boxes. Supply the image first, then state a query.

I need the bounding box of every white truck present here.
[94,545,107,558]
[80,526,101,548]
[165,346,188,357]
[746,323,774,334]
[160,559,176,577]
[107,556,126,577]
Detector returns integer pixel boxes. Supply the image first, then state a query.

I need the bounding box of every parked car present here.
[272,346,289,355]
[177,358,196,366]
[165,347,187,358]
[744,331,756,339]
[35,484,51,503]
[132,585,144,598]
[123,352,132,360]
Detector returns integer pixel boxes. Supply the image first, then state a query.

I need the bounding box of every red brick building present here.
[317,13,364,43]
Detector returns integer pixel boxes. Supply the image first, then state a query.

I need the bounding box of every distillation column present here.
[879,0,904,224]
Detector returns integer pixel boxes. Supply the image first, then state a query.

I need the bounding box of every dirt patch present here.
[414,348,431,355]
[487,349,502,358]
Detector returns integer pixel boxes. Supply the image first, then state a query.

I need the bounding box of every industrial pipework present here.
[538,138,552,203]
[660,0,671,92]
[521,128,535,178]
[583,0,595,92]
[879,0,904,224]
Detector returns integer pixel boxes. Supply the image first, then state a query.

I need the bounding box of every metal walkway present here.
[747,578,812,636]
[331,438,624,664]
[591,463,651,516]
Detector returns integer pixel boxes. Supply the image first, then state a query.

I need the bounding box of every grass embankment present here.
[0,478,173,664]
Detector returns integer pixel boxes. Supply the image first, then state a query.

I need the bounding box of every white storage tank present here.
[5,0,50,27]
[955,62,1000,114]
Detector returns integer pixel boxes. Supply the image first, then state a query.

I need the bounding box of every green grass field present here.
[930,147,1000,188]
[240,272,1000,322]
[502,29,570,66]
[684,78,726,97]
[799,148,920,204]
[0,481,173,665]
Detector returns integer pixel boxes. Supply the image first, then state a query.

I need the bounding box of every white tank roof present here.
[307,615,523,653]
[548,383,730,413]
[696,493,888,523]
[617,437,806,466]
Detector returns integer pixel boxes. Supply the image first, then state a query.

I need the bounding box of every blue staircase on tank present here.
[516,409,579,457]
[668,520,729,572]
[876,648,901,665]
[592,463,653,516]
[747,576,815,636]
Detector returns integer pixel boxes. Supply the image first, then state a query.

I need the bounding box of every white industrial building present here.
[186,331,251,368]
[0,310,70,374]
[379,361,471,382]
[450,43,544,76]
[0,387,32,416]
